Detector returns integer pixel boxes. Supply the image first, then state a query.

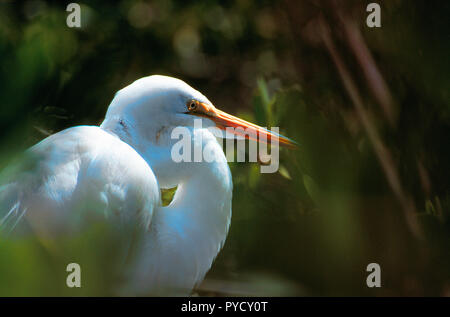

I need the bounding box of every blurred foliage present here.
[0,0,449,296]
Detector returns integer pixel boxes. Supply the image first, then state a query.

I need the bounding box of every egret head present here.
[102,75,213,134]
[101,75,295,186]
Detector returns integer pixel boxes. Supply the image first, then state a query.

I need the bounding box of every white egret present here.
[0,75,295,295]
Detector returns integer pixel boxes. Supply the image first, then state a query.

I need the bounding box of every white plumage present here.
[0,75,293,295]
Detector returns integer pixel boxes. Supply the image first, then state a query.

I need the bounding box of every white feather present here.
[0,75,233,295]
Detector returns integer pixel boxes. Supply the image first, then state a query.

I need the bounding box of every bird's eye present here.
[187,100,197,111]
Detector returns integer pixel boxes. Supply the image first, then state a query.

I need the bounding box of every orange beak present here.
[188,101,297,149]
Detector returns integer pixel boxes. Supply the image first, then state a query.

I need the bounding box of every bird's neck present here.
[105,123,233,294]
[144,157,232,293]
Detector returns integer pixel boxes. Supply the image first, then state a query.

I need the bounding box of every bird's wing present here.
[0,126,159,237]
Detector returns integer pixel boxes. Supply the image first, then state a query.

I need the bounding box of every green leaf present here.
[279,164,292,180]
[303,174,320,205]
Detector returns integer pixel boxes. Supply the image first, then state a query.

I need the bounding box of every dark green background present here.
[0,0,449,296]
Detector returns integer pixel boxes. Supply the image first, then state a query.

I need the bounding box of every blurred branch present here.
[337,11,396,126]
[317,15,423,240]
